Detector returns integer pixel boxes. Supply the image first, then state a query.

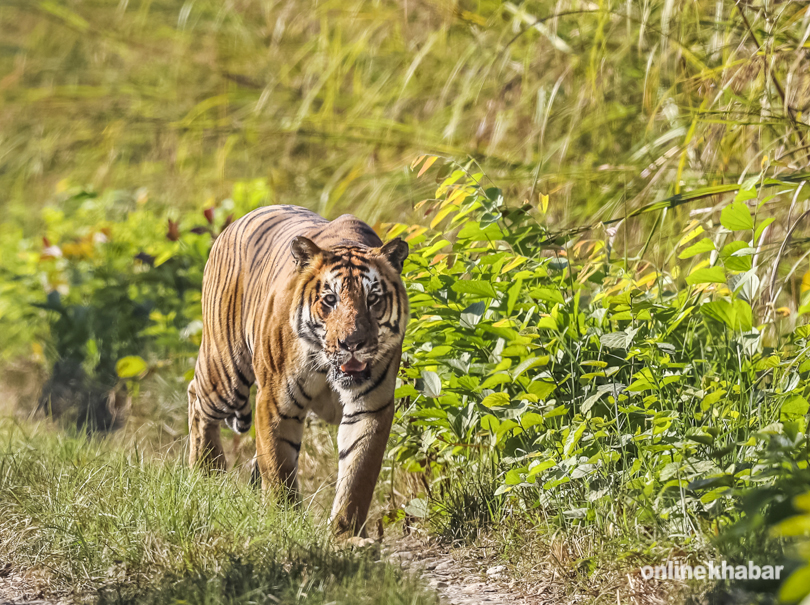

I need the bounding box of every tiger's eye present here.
[323,293,338,306]
[367,292,380,306]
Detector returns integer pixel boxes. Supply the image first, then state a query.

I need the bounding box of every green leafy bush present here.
[388,158,810,555]
[1,181,272,427]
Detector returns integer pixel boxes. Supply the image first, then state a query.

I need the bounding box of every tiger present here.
[187,204,409,536]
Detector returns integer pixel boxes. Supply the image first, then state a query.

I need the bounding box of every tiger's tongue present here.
[340,358,367,373]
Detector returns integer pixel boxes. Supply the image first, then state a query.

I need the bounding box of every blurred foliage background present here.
[3,0,809,230]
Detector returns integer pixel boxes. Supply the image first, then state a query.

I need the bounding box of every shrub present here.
[387,157,810,554]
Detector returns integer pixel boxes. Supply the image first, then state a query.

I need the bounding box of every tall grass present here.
[2,0,808,230]
[0,420,436,604]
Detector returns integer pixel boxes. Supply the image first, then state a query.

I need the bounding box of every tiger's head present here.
[290,236,409,390]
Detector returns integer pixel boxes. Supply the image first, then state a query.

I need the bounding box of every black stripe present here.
[200,405,229,421]
[356,358,393,399]
[234,363,252,388]
[279,412,304,422]
[341,400,393,425]
[234,389,249,402]
[339,433,371,460]
[296,379,312,400]
[280,438,301,453]
[286,383,305,409]
[209,389,234,413]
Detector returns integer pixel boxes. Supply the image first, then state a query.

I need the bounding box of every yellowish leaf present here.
[802,271,810,293]
[417,156,438,178]
[430,205,457,228]
[385,223,409,239]
[410,155,426,170]
[405,226,428,241]
[501,256,528,274]
[539,193,549,214]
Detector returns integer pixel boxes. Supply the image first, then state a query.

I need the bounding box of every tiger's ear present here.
[379,238,409,273]
[291,236,322,270]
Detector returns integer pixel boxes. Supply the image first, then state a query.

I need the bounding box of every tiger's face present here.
[291,236,409,390]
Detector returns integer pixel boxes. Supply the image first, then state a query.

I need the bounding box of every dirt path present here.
[0,544,548,605]
[2,537,672,605]
[384,536,560,604]
[0,568,66,605]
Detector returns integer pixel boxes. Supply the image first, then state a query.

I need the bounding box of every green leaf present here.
[511,356,549,379]
[733,299,753,331]
[755,217,775,241]
[720,241,752,271]
[626,379,656,393]
[678,238,715,259]
[480,414,500,432]
[700,389,727,410]
[504,468,525,485]
[600,328,637,349]
[426,345,453,358]
[563,422,586,456]
[527,459,555,476]
[481,392,510,407]
[530,287,565,305]
[452,280,497,298]
[116,356,147,378]
[687,474,734,491]
[395,384,419,398]
[480,373,512,389]
[421,371,442,398]
[687,433,715,446]
[506,278,523,315]
[686,267,726,286]
[701,300,735,328]
[422,239,451,257]
[456,222,503,241]
[779,564,810,603]
[460,301,486,328]
[701,299,752,331]
[527,380,556,400]
[520,412,545,429]
[536,316,558,330]
[776,514,810,537]
[782,394,809,419]
[402,497,429,518]
[721,201,754,231]
[733,186,757,203]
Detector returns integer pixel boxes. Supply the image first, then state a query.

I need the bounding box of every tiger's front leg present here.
[330,363,398,536]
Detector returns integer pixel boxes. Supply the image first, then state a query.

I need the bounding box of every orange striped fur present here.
[188,205,409,535]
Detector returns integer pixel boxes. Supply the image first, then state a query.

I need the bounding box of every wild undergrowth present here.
[4,0,810,602]
[385,156,810,601]
[0,419,435,604]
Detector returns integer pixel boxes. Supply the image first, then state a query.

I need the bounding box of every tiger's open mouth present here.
[333,356,372,384]
[340,357,367,375]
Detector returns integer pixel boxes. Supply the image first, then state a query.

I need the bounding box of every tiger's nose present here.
[338,336,366,352]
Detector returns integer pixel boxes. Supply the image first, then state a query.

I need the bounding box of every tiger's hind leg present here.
[187,378,227,471]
